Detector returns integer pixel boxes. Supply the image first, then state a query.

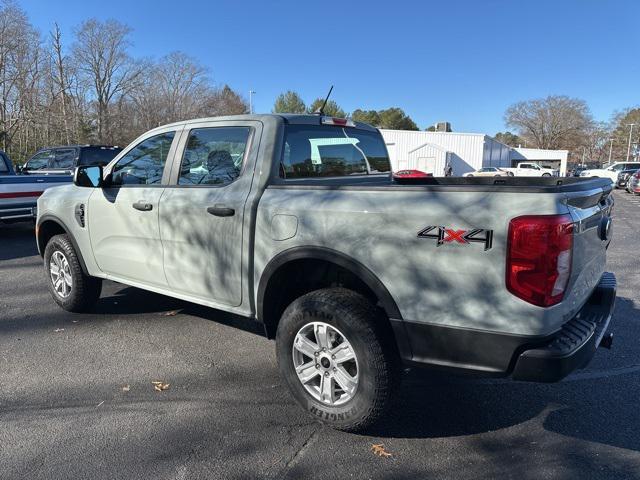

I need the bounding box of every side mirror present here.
[74,165,103,188]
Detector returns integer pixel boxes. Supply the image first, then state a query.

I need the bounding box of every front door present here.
[159,122,259,307]
[88,128,181,287]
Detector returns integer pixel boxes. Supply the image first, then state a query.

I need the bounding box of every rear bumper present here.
[512,272,616,382]
[391,272,616,382]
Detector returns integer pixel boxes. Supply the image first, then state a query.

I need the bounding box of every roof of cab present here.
[159,113,378,132]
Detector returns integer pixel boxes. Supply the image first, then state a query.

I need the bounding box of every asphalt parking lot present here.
[1,190,639,480]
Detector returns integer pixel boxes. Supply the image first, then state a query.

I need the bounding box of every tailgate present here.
[562,183,613,314]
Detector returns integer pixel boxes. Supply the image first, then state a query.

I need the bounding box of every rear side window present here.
[53,148,77,169]
[281,125,391,179]
[178,127,250,186]
[25,150,52,170]
[0,154,8,172]
[111,132,175,186]
[79,147,122,166]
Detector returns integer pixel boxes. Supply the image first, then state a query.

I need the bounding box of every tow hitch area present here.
[599,332,614,349]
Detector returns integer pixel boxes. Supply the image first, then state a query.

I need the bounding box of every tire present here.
[276,288,399,432]
[467,174,473,177]
[44,234,102,312]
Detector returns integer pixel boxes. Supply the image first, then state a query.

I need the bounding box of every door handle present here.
[207,205,235,217]
[132,201,153,211]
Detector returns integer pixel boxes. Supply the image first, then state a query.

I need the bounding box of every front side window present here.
[111,132,175,186]
[53,148,77,169]
[178,127,250,186]
[25,150,52,171]
[281,125,391,179]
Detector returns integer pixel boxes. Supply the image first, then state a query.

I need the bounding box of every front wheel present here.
[276,288,399,432]
[44,234,102,312]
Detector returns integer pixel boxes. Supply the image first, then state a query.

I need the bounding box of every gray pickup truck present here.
[35,114,616,431]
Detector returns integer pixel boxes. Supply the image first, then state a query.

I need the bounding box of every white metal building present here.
[380,129,568,176]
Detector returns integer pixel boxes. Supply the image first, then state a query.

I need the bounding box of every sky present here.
[17,0,640,134]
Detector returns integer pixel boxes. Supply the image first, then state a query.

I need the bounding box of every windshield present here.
[281,125,391,179]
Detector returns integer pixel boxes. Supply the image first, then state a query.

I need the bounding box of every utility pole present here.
[626,123,636,162]
[608,138,614,165]
[249,90,256,114]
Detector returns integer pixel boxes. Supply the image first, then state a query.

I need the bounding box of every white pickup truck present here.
[502,162,557,177]
[35,114,616,431]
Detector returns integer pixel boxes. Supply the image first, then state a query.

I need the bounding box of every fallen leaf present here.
[54,328,64,332]
[122,385,130,392]
[163,310,179,316]
[371,444,392,458]
[152,381,170,392]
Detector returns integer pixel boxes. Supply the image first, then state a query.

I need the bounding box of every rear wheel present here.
[44,234,102,312]
[276,288,399,432]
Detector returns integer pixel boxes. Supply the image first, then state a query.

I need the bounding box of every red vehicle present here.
[392,169,434,184]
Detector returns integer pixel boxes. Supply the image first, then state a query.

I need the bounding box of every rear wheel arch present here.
[257,247,402,339]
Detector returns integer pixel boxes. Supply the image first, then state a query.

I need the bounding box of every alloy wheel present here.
[292,321,359,406]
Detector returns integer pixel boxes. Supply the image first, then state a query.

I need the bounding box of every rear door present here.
[87,127,182,287]
[159,120,261,307]
[52,147,78,174]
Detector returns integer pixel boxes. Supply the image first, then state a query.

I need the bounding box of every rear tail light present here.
[506,214,574,307]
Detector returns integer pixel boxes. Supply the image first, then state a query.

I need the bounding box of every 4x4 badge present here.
[417,226,493,250]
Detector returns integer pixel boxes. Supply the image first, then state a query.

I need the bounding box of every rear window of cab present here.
[280,125,391,179]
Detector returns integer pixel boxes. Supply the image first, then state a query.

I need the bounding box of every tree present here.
[351,109,380,126]
[203,84,248,116]
[49,23,73,144]
[494,131,523,147]
[72,19,142,142]
[0,0,42,154]
[307,98,345,117]
[608,108,640,162]
[377,108,418,130]
[273,90,306,113]
[504,95,594,151]
[352,107,418,130]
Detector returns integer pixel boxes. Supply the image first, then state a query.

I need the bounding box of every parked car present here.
[393,169,432,183]
[579,161,640,184]
[500,162,557,177]
[36,114,616,431]
[21,145,122,175]
[463,167,513,177]
[616,168,640,189]
[0,150,71,223]
[627,170,640,195]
